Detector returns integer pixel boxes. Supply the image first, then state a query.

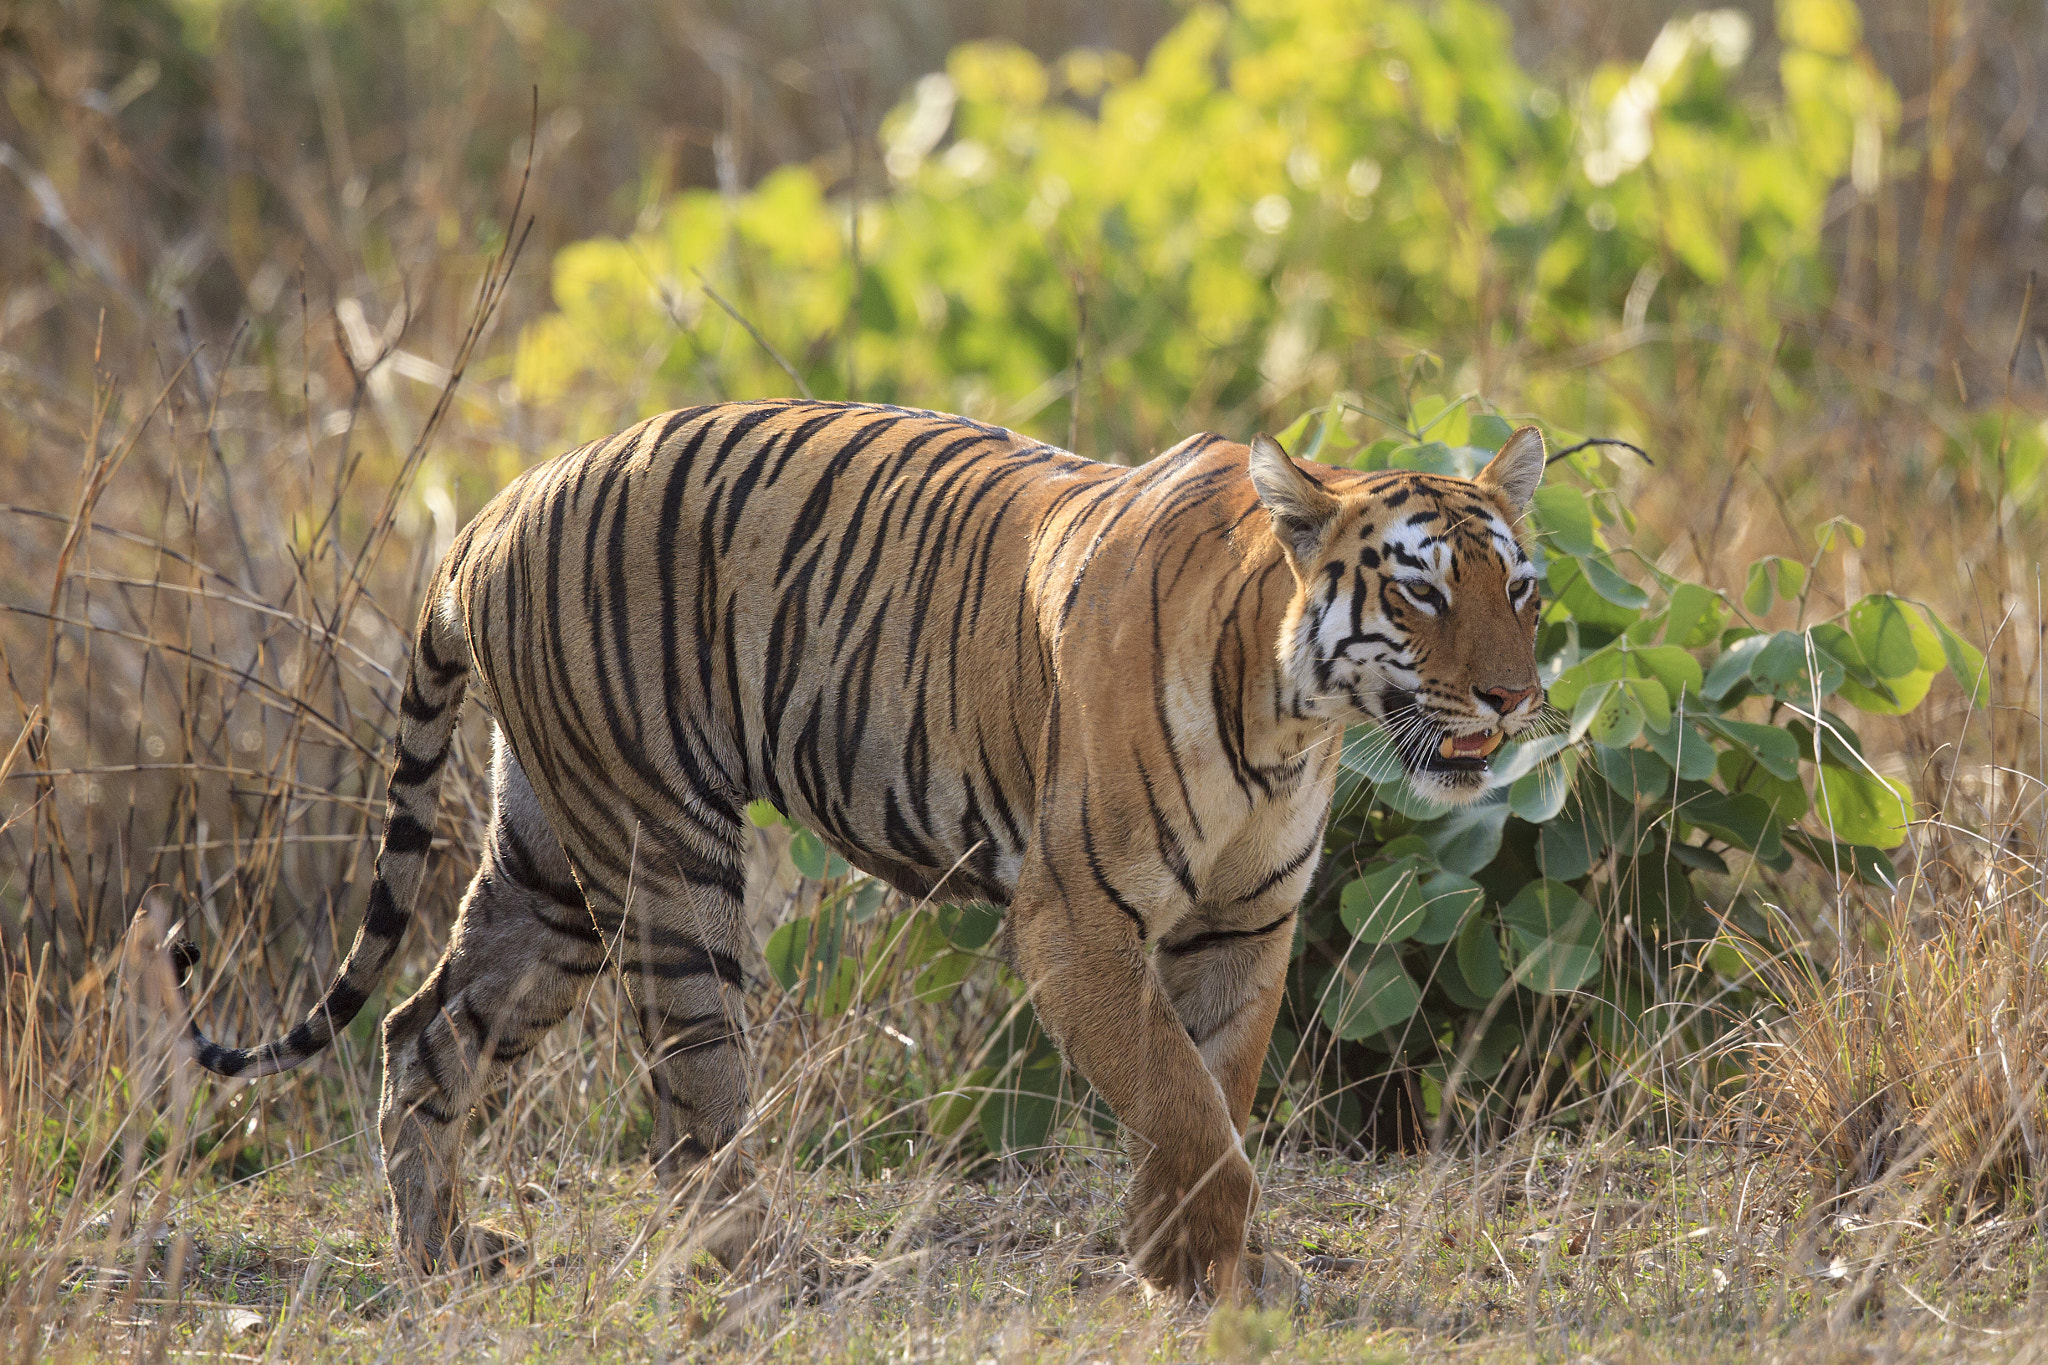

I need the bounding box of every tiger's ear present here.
[1476,426,1546,514]
[1249,434,1341,567]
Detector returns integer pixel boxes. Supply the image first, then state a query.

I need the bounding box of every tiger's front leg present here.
[1007,858,1258,1301]
[1156,904,1303,1305]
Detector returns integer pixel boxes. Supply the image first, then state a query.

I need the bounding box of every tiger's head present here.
[1250,427,1550,805]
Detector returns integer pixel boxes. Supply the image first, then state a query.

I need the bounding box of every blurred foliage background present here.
[2,0,2045,1157]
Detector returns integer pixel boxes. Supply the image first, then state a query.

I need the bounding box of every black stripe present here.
[1078,784,1148,939]
[390,742,447,788]
[321,979,370,1025]
[399,685,443,722]
[1159,911,1296,957]
[1240,836,1321,903]
[363,879,407,938]
[383,813,434,855]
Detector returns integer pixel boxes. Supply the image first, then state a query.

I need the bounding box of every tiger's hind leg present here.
[377,737,601,1274]
[618,844,765,1272]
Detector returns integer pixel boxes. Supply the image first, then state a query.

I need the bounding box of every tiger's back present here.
[457,399,1290,915]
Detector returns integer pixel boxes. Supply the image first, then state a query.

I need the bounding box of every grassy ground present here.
[33,1121,2048,1363]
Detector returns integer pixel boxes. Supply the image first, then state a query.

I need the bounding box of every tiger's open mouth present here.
[1382,689,1504,776]
[1429,729,1503,772]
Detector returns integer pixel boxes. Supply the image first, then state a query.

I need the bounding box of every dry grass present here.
[17,1039,2048,1363]
[1743,812,2048,1215]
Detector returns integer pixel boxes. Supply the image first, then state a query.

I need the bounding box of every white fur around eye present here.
[1398,581,1445,616]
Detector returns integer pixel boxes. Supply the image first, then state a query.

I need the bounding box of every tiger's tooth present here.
[1439,735,1457,760]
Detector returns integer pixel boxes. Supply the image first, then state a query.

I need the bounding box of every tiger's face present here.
[1251,428,1550,805]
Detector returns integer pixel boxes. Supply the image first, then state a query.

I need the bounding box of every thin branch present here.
[1547,437,1655,468]
[692,267,813,399]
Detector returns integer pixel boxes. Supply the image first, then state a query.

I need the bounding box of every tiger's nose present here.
[1475,684,1538,717]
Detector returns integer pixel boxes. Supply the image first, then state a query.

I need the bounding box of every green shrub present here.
[511,0,1897,477]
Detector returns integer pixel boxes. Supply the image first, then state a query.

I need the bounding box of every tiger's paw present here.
[396,1220,524,1279]
[1241,1238,1304,1310]
[1124,1144,1258,1300]
[451,1222,524,1277]
[692,1187,770,1273]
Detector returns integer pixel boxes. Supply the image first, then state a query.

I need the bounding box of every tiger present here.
[184,399,1550,1301]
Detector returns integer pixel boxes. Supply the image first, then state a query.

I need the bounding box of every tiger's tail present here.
[187,563,471,1079]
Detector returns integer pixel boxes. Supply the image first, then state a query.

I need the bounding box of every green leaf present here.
[1642,717,1719,781]
[1615,853,1698,936]
[814,955,860,1014]
[1341,724,1411,783]
[982,1057,1063,1154]
[1750,630,1844,701]
[1774,557,1808,601]
[1547,556,1641,631]
[765,910,844,998]
[1703,716,1803,780]
[1846,594,1921,679]
[789,828,848,880]
[1489,732,1576,787]
[1702,633,1769,700]
[1451,1017,1522,1081]
[1715,746,1810,820]
[1633,645,1704,705]
[1781,829,1899,889]
[745,799,787,827]
[1662,583,1726,649]
[1533,485,1598,556]
[1547,647,1628,714]
[1926,610,1990,707]
[1813,516,1865,551]
[1670,843,1730,875]
[937,901,1003,950]
[1341,857,1431,943]
[1577,553,1651,609]
[911,949,977,1003]
[1815,764,1913,849]
[1630,675,1673,731]
[1539,788,1623,880]
[1500,880,1603,995]
[1470,414,1515,450]
[1320,952,1424,1040]
[1411,872,1486,945]
[1351,437,1404,471]
[1749,631,1811,686]
[1742,560,1774,615]
[847,877,890,922]
[1836,667,1936,716]
[1810,623,1881,688]
[1681,789,1785,860]
[1415,797,1509,875]
[930,1064,996,1139]
[1572,679,1643,747]
[1509,747,1579,822]
[1594,743,1673,802]
[763,920,808,994]
[1453,912,1507,1002]
[1271,409,1317,451]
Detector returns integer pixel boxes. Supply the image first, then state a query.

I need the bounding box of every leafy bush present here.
[510,0,1897,480]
